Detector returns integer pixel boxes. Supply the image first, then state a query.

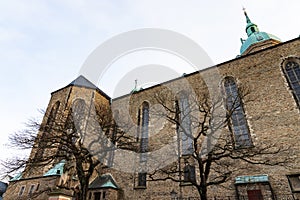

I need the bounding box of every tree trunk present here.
[199,186,208,200]
[78,176,89,200]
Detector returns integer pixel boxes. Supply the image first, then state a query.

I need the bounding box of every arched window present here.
[72,99,86,124]
[178,92,193,155]
[35,101,60,160]
[137,102,149,188]
[140,102,149,162]
[222,77,252,147]
[65,99,86,143]
[282,58,300,106]
[45,101,60,131]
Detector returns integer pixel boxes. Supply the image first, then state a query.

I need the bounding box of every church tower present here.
[5,75,112,200]
[240,9,282,55]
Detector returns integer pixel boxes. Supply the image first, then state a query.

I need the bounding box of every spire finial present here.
[134,79,138,89]
[130,79,139,93]
[243,7,251,23]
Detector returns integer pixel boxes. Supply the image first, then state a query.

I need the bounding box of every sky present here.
[0,0,299,170]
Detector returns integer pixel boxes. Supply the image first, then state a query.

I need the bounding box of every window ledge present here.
[134,186,147,189]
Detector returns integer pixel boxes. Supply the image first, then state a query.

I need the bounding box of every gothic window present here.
[28,184,35,195]
[178,92,193,155]
[66,99,86,141]
[72,99,86,128]
[35,101,60,160]
[282,58,300,107]
[140,102,149,162]
[136,108,141,142]
[19,186,25,196]
[106,110,119,167]
[183,165,196,182]
[56,99,86,157]
[138,172,147,187]
[222,77,252,147]
[45,101,60,131]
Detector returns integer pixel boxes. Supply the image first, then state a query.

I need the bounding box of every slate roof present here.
[89,174,119,190]
[51,75,111,100]
[68,75,98,90]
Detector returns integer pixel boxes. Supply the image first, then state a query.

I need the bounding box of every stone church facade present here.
[4,11,300,200]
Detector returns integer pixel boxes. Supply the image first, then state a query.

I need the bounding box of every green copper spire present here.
[243,8,259,36]
[239,8,281,55]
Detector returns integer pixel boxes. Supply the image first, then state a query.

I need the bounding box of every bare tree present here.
[147,86,291,200]
[2,98,130,200]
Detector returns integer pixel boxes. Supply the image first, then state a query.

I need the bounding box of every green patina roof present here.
[10,173,22,181]
[240,32,281,54]
[240,9,281,54]
[43,160,65,177]
[235,174,269,184]
[89,174,119,190]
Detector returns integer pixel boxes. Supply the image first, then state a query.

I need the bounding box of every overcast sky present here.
[0,0,299,167]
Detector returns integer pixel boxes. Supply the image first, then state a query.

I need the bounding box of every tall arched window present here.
[222,77,252,147]
[178,92,193,155]
[138,102,149,188]
[65,99,86,143]
[35,101,60,160]
[282,58,300,107]
[45,101,60,131]
[72,99,86,126]
[140,102,149,162]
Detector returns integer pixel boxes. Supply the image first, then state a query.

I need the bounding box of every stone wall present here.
[4,38,300,200]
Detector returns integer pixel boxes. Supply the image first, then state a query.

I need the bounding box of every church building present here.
[4,11,300,200]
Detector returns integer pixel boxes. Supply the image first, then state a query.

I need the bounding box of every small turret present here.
[240,8,281,55]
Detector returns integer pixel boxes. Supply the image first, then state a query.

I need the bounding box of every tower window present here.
[19,186,25,196]
[46,101,61,131]
[282,58,300,107]
[34,101,60,160]
[138,172,147,187]
[222,77,252,147]
[184,165,196,182]
[28,184,35,195]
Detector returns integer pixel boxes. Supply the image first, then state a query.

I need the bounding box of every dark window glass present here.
[19,186,25,196]
[94,192,101,200]
[28,184,35,195]
[184,165,196,182]
[138,172,147,187]
[223,77,252,147]
[283,60,300,106]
